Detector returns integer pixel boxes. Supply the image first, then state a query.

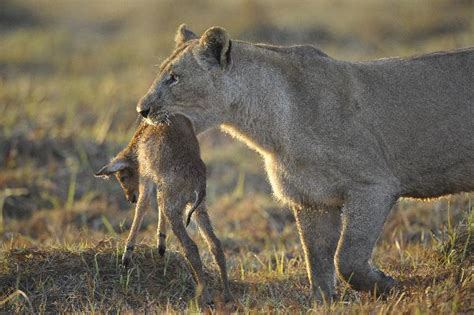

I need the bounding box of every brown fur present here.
[95,115,232,306]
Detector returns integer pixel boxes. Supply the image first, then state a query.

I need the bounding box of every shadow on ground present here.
[0,242,310,312]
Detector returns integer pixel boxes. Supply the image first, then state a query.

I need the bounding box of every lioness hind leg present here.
[335,186,398,294]
[293,206,342,303]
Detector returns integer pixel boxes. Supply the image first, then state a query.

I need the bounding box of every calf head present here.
[95,157,139,204]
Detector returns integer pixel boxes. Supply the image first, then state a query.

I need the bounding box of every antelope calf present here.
[95,115,232,306]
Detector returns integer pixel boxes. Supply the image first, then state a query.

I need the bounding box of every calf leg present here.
[161,199,213,307]
[122,179,152,267]
[335,186,397,293]
[194,205,233,303]
[293,206,342,303]
[156,206,167,257]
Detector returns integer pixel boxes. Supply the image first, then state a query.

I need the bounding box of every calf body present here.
[96,116,232,306]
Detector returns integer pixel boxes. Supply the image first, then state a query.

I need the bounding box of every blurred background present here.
[0,0,472,312]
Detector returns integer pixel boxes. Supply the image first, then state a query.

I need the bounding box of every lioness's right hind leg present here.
[335,186,398,294]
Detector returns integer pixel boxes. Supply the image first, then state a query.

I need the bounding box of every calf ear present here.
[196,26,231,69]
[175,24,198,46]
[94,159,129,178]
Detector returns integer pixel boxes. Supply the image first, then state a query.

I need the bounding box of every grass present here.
[1,0,473,313]
[1,213,472,313]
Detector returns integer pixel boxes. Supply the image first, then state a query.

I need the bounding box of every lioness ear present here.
[175,24,197,46]
[94,159,129,178]
[197,26,231,69]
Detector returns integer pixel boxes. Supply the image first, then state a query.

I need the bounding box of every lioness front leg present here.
[293,206,341,303]
[335,186,398,293]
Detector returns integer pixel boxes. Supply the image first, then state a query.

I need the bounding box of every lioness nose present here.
[139,108,150,118]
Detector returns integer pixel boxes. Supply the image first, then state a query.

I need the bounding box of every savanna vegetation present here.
[0,0,472,313]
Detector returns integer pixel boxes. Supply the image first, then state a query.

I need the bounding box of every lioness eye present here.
[120,176,127,182]
[167,73,179,86]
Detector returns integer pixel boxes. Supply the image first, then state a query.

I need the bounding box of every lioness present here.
[95,117,232,307]
[137,25,474,302]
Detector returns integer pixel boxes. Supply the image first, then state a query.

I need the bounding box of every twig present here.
[0,290,35,314]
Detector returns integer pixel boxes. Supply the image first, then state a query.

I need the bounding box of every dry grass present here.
[0,213,472,313]
[1,0,473,313]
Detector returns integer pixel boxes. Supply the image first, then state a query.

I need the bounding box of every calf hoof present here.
[206,301,215,310]
[121,251,133,269]
[158,245,166,257]
[223,294,234,305]
[223,296,238,312]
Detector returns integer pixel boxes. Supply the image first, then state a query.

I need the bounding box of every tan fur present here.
[95,116,232,306]
[135,25,473,302]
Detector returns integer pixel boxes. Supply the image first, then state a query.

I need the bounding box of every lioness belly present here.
[400,159,474,198]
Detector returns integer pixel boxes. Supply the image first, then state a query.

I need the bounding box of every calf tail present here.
[186,188,206,227]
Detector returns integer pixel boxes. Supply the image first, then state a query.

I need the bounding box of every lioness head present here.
[136,24,233,132]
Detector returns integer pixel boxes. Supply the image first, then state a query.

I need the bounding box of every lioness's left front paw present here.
[374,270,398,295]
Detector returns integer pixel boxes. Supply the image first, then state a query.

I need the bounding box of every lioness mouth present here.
[148,110,172,126]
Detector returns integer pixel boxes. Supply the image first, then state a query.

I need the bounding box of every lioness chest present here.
[263,154,344,208]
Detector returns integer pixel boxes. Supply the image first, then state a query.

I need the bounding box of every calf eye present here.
[120,175,128,182]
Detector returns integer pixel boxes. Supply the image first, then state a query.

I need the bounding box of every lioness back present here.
[348,48,474,197]
[255,45,474,198]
